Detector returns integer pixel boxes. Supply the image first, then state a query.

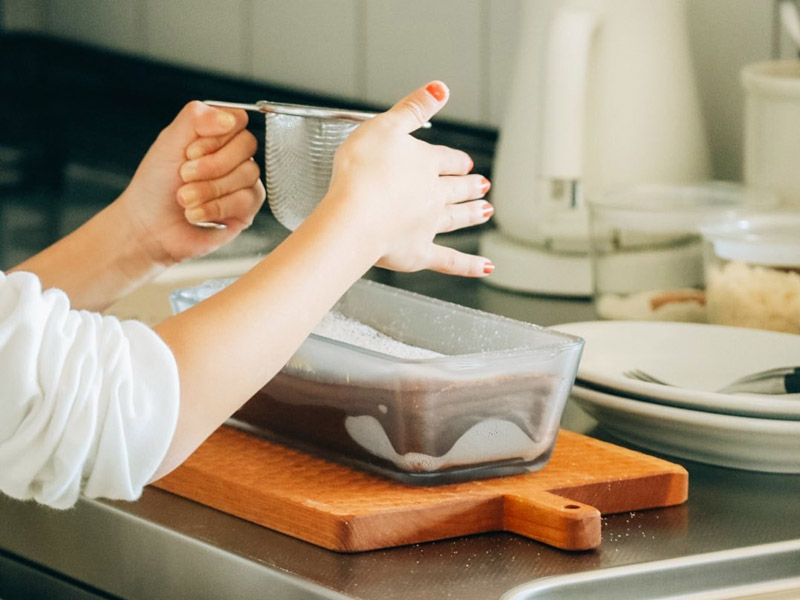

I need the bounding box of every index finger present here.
[186,109,250,160]
[200,106,248,136]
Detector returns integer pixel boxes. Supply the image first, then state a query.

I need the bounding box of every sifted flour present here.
[313,311,443,360]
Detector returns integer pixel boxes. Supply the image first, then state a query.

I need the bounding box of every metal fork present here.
[623,367,800,395]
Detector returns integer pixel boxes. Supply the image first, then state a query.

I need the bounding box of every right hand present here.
[323,81,494,277]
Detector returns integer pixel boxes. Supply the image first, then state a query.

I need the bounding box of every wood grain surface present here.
[152,426,688,552]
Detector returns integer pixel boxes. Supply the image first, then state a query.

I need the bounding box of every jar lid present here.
[588,182,777,234]
[700,213,800,267]
[741,60,800,98]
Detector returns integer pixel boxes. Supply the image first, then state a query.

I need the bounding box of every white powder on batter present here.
[313,311,443,360]
[344,416,553,472]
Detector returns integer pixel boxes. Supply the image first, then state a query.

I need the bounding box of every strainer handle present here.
[204,100,431,127]
[203,100,266,113]
[204,99,376,122]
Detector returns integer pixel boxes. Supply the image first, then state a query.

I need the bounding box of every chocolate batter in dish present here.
[230,312,568,484]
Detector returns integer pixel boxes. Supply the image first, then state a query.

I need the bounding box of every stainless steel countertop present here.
[2,235,800,600]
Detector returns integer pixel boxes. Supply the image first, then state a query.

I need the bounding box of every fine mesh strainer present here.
[204,100,377,230]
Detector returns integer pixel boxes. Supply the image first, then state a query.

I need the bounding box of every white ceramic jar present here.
[701,213,800,334]
[742,61,800,207]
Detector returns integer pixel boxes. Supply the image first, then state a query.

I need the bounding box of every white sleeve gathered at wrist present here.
[0,270,180,509]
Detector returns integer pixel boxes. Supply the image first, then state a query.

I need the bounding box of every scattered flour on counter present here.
[313,311,443,359]
[344,416,553,472]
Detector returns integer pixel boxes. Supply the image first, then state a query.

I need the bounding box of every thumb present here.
[384,81,449,133]
[161,101,240,149]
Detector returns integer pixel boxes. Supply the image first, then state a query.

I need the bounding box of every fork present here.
[623,367,800,395]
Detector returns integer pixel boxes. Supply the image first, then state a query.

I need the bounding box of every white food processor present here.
[480,0,711,297]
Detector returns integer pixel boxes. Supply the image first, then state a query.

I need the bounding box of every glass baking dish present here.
[170,278,584,484]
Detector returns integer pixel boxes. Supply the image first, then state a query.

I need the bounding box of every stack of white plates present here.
[553,321,800,473]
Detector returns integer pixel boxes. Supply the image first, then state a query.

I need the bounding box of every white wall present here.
[687,0,776,179]
[1,0,789,178]
[2,0,46,30]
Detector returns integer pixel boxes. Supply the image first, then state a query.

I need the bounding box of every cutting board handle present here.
[504,491,600,550]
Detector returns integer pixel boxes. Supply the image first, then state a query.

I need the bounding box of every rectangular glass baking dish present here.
[170,278,584,484]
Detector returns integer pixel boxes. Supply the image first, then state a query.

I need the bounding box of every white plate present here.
[570,385,800,473]
[553,321,800,420]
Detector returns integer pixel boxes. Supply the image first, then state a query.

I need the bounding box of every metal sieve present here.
[204,100,377,230]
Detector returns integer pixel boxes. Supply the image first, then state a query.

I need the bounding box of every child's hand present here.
[324,81,493,277]
[120,102,265,265]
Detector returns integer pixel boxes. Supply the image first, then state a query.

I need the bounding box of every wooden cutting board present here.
[152,426,687,552]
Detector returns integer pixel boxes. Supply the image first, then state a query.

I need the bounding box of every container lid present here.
[741,60,800,98]
[588,182,777,234]
[700,213,800,266]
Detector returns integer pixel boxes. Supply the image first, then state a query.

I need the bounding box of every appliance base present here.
[479,230,592,297]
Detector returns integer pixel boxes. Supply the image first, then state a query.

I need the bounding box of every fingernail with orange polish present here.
[480,177,492,195]
[482,202,494,219]
[426,82,447,102]
[483,261,495,275]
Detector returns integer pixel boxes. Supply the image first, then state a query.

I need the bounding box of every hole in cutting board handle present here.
[564,504,582,510]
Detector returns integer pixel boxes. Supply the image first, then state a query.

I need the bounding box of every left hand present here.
[120,101,265,265]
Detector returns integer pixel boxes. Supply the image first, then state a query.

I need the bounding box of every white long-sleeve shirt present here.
[0,270,179,509]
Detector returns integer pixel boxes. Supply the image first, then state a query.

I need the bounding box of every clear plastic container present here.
[701,213,800,334]
[170,278,584,484]
[587,182,776,322]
